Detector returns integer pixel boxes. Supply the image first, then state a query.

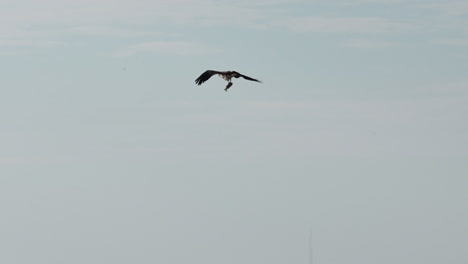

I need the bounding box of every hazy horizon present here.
[1,1,467,264]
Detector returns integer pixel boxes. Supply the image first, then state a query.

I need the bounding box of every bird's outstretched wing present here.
[239,73,261,83]
[195,70,223,85]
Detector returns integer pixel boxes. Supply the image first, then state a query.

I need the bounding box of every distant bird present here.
[195,70,261,91]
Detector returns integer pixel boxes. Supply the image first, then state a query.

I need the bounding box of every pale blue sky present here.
[1,0,467,264]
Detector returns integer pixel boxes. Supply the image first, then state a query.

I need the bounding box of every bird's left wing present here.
[195,70,223,85]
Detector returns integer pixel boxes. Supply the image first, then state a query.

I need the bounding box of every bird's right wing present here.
[240,74,262,83]
[195,70,223,85]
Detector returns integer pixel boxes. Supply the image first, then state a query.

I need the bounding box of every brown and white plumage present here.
[195,70,261,91]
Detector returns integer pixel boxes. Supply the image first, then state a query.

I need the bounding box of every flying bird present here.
[195,70,261,91]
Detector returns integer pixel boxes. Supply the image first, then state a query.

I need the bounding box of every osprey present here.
[195,70,261,91]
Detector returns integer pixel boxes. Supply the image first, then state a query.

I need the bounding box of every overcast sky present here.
[1,0,467,264]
